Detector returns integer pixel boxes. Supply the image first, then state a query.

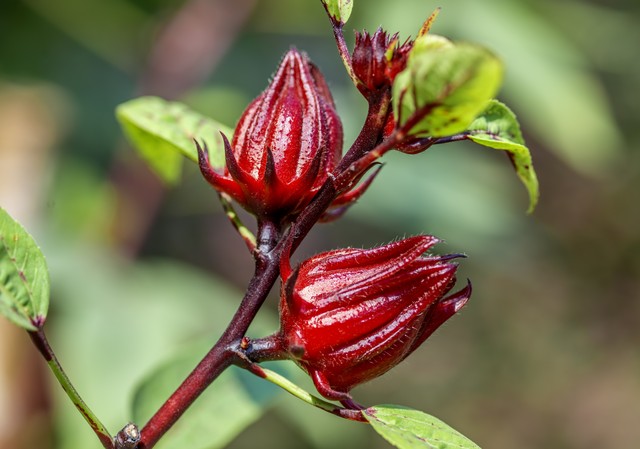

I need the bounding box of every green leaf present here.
[465,100,539,213]
[393,41,503,137]
[0,208,49,330]
[411,34,453,54]
[364,405,481,449]
[321,0,353,24]
[116,96,231,185]
[451,0,623,176]
[132,343,287,449]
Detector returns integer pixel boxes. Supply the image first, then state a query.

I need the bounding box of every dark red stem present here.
[337,89,391,171]
[138,221,282,449]
[137,79,408,448]
[244,334,289,362]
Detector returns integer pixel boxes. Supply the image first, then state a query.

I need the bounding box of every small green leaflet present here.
[465,100,539,213]
[116,96,231,185]
[321,0,353,25]
[363,405,481,449]
[0,208,50,330]
[393,39,503,138]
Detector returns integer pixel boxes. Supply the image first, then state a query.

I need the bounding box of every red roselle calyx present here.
[198,49,347,223]
[352,28,413,99]
[351,28,412,143]
[277,236,471,400]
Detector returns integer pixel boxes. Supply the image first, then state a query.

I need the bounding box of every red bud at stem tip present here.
[277,236,471,400]
[198,48,343,223]
[352,28,413,99]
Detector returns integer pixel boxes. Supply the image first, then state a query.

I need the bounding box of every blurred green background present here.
[1,0,639,448]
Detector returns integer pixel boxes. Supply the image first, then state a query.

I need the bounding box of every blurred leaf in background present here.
[1,1,639,449]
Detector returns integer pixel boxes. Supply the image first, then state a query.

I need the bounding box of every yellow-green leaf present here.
[393,42,503,137]
[364,405,481,449]
[321,0,353,24]
[466,100,539,213]
[0,208,50,330]
[116,96,231,185]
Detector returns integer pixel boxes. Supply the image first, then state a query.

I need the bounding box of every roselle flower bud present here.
[352,28,413,98]
[198,49,343,222]
[278,236,471,400]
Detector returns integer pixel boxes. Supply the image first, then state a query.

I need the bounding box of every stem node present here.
[114,422,141,449]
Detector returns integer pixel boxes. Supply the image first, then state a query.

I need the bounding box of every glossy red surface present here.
[198,49,343,221]
[278,236,472,398]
